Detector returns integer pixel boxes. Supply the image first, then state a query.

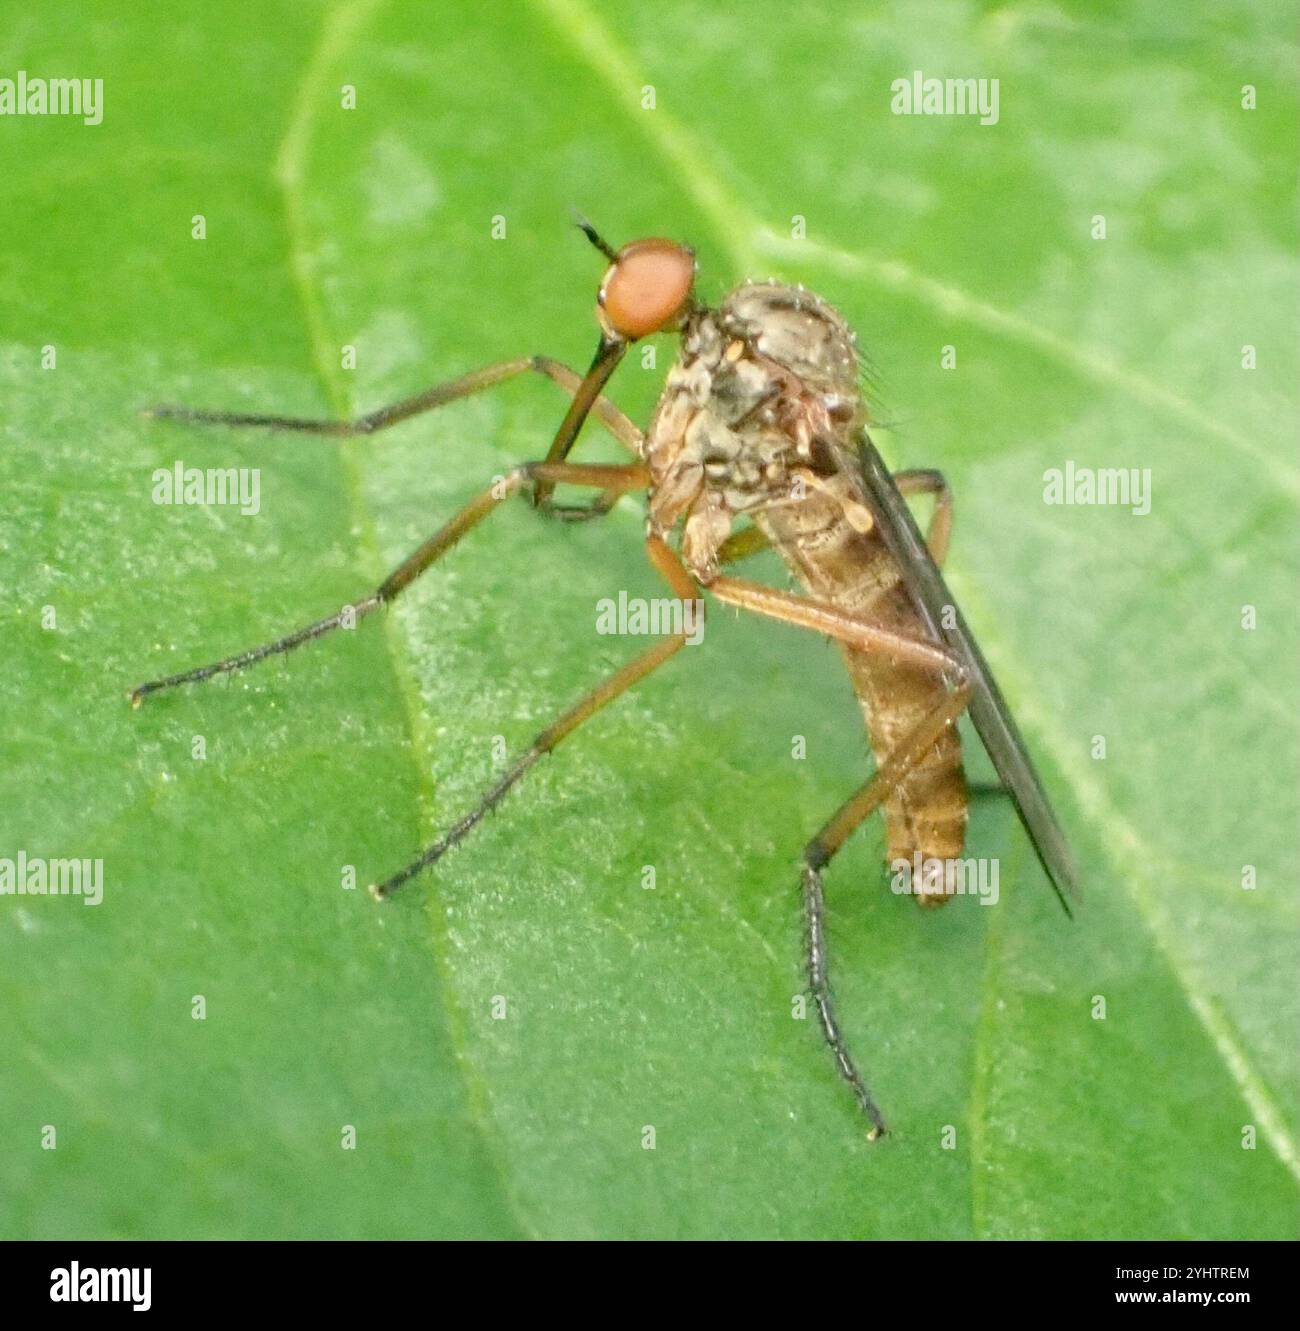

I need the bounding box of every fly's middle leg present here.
[369,534,699,898]
[128,460,649,706]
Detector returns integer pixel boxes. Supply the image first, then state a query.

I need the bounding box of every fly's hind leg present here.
[894,468,953,565]
[895,469,1005,798]
[802,680,971,1137]
[704,573,971,1137]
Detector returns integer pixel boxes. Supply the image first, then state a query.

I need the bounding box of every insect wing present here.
[856,432,1080,915]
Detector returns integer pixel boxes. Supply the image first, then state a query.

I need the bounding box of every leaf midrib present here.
[272,0,537,1240]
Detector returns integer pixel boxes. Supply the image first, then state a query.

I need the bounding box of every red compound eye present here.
[599,237,695,340]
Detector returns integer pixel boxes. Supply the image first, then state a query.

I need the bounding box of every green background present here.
[1,0,1296,1239]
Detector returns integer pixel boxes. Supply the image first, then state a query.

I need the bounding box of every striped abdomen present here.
[756,489,968,904]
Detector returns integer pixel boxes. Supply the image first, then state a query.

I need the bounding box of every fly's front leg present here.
[145,355,640,449]
[370,533,698,898]
[704,573,971,1136]
[145,355,642,525]
[129,461,648,706]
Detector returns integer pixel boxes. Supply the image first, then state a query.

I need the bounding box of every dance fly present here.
[132,222,1080,1136]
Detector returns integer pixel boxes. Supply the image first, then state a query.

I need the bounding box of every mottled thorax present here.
[644,283,864,582]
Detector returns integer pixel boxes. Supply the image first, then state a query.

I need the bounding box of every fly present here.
[132,221,1080,1137]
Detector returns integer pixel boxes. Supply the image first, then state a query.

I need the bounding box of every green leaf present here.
[2,0,1295,1238]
